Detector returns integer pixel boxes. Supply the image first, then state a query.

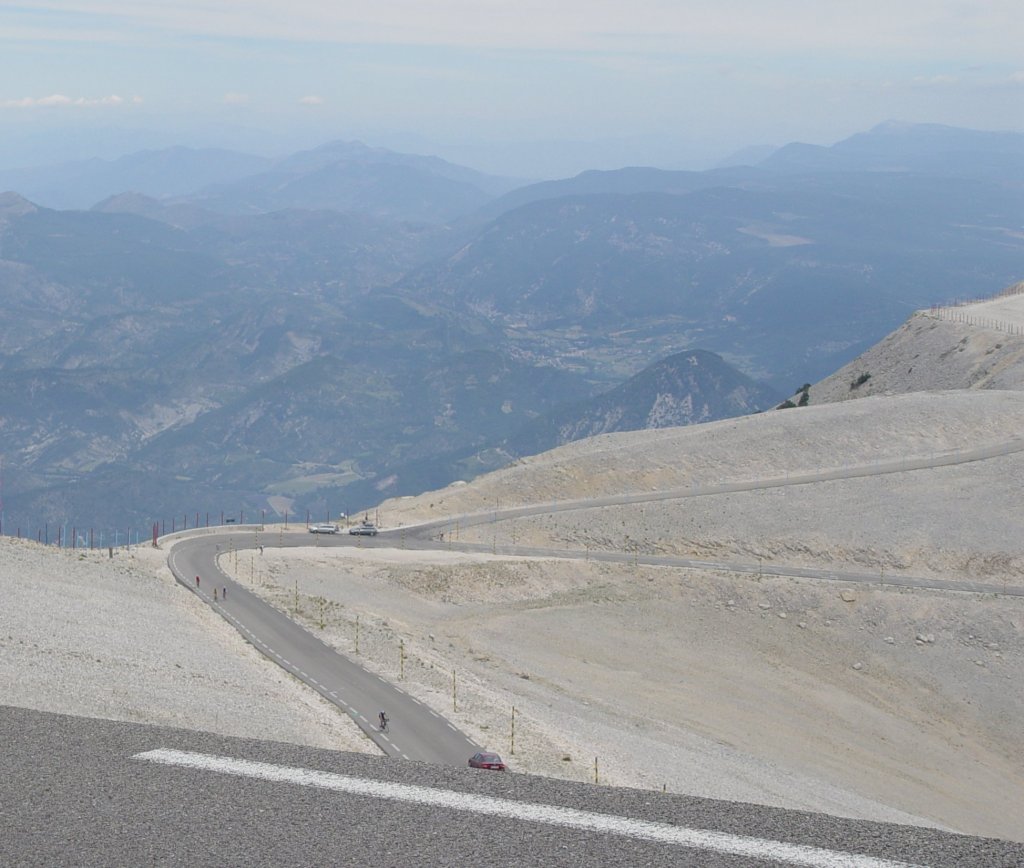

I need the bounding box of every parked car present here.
[309,524,339,534]
[468,752,506,771]
[348,522,378,536]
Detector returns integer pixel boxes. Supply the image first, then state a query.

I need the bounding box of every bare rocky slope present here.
[5,284,1024,843]
[789,282,1024,405]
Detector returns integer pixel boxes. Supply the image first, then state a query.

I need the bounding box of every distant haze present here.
[1,2,1021,176]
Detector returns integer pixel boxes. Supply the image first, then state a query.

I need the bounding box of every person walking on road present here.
[222,586,227,600]
[196,576,200,588]
[214,588,218,602]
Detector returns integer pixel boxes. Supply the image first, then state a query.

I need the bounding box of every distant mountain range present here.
[0,147,272,212]
[175,140,524,223]
[0,122,1020,535]
[760,121,1024,182]
[399,171,1022,387]
[0,139,523,220]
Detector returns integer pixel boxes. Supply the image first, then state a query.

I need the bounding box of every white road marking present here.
[134,749,921,868]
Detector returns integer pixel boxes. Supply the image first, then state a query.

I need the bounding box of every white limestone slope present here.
[5,283,1024,844]
[800,282,1024,404]
[0,539,370,753]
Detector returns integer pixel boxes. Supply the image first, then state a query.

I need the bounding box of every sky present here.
[1,1,1021,176]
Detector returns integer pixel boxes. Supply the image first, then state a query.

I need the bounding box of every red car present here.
[468,751,507,771]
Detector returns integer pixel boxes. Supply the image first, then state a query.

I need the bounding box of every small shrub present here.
[777,399,797,409]
[850,372,871,390]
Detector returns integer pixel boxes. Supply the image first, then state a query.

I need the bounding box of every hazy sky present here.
[1,1,1021,174]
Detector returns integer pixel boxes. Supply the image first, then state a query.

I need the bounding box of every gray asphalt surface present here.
[4,706,1021,867]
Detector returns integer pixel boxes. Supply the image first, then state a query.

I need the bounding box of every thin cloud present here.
[911,74,959,87]
[298,95,324,105]
[0,93,129,109]
[16,1,1022,59]
[222,92,250,105]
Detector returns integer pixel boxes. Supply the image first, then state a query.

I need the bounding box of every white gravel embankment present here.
[0,538,370,753]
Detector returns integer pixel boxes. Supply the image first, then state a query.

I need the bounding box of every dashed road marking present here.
[135,749,922,868]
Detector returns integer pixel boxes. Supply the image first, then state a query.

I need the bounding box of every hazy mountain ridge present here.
[167,138,522,224]
[0,138,522,223]
[471,123,1024,224]
[505,349,780,457]
[761,121,1024,182]
[399,175,1023,387]
[329,348,780,510]
[0,147,273,211]
[0,122,1020,533]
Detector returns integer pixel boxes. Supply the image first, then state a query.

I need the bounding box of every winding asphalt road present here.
[398,433,1024,598]
[166,533,480,765]
[164,434,1024,770]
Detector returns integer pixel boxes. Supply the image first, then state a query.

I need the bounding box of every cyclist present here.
[379,710,389,732]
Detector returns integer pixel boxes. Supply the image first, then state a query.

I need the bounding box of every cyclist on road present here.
[379,710,389,732]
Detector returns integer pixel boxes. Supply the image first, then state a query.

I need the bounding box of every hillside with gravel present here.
[4,286,1024,844]
[0,539,369,754]
[787,283,1024,406]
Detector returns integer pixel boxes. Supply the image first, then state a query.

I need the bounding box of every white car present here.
[348,522,378,536]
[309,524,339,534]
